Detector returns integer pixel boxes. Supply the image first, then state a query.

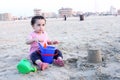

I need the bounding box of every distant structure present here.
[117,9,120,15]
[0,13,12,21]
[12,16,18,20]
[109,6,117,15]
[42,12,57,18]
[34,9,42,16]
[58,8,73,17]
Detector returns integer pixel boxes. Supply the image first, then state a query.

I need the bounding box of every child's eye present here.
[37,24,45,26]
[42,24,45,26]
[37,24,41,26]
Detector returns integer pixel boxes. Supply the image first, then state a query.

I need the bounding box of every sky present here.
[0,0,120,17]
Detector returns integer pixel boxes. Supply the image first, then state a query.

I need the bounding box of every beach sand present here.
[0,16,120,80]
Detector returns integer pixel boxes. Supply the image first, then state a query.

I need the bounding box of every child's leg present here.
[53,49,64,66]
[54,49,63,59]
[30,50,42,65]
[30,50,48,70]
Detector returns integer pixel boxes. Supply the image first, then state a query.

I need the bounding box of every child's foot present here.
[54,59,64,67]
[41,63,49,70]
[38,62,48,70]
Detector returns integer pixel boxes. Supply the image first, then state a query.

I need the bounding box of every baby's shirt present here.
[27,31,49,54]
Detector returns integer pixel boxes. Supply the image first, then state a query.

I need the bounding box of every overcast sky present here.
[0,0,120,16]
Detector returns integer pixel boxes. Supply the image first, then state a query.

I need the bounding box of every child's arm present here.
[47,40,59,45]
[26,38,38,45]
[53,41,59,44]
[26,38,44,45]
[45,32,59,45]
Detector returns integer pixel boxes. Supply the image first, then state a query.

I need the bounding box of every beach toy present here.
[38,43,56,64]
[17,59,37,74]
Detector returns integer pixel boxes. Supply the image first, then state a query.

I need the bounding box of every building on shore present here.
[42,12,57,18]
[117,9,120,15]
[34,9,42,16]
[109,6,117,15]
[0,13,12,21]
[58,8,73,17]
[33,8,58,18]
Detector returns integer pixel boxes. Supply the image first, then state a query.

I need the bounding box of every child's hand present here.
[47,41,59,45]
[33,38,39,42]
[26,38,39,44]
[39,39,44,42]
[47,41,52,45]
[53,41,59,44]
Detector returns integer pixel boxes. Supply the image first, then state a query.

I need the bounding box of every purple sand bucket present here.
[38,43,56,64]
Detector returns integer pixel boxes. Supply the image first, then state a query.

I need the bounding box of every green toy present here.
[17,59,37,74]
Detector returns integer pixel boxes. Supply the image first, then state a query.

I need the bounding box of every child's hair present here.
[31,16,46,26]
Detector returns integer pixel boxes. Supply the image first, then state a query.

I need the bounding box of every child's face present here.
[32,19,46,33]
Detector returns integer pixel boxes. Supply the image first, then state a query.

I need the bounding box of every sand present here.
[0,16,120,80]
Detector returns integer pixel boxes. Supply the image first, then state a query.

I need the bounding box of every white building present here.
[34,9,42,16]
[58,8,73,17]
[0,13,12,21]
[110,6,117,15]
